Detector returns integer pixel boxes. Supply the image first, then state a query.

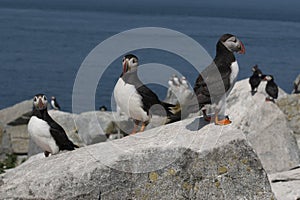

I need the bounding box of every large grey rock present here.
[276,94,300,140]
[269,167,300,200]
[46,110,111,145]
[0,100,32,125]
[6,125,29,154]
[226,79,300,173]
[0,117,275,199]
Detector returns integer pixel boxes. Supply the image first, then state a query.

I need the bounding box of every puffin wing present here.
[46,113,77,150]
[137,85,163,114]
[194,63,231,104]
[55,101,61,110]
[267,83,279,98]
[49,127,77,150]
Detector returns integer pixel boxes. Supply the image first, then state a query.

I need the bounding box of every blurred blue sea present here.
[1,0,299,112]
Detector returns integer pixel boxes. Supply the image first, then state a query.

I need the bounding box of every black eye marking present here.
[34,97,37,102]
[43,96,47,101]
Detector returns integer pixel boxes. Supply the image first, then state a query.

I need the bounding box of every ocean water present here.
[1,0,300,112]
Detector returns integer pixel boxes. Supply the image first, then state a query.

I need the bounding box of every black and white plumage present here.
[293,74,300,94]
[264,75,278,102]
[113,54,177,134]
[51,96,61,110]
[28,94,78,157]
[249,65,263,96]
[193,33,245,125]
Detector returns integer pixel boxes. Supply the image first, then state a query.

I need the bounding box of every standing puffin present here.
[264,75,278,102]
[113,54,176,134]
[51,96,61,110]
[249,65,263,95]
[194,33,245,125]
[28,94,78,157]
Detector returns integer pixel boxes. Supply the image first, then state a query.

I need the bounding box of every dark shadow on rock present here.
[186,117,210,131]
[7,111,32,126]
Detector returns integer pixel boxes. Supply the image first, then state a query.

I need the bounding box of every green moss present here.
[218,166,228,175]
[149,172,158,182]
[241,159,248,165]
[0,153,17,174]
[215,180,221,188]
[182,182,192,191]
[168,168,176,176]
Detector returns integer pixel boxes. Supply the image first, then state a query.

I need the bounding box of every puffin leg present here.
[131,120,140,135]
[214,112,231,126]
[202,109,211,122]
[265,97,275,103]
[44,151,50,157]
[139,121,149,132]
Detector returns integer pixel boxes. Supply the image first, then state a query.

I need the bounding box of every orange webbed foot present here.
[204,115,212,122]
[215,117,231,126]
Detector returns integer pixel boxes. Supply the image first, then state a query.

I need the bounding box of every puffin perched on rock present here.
[264,75,278,102]
[249,65,263,95]
[113,54,177,134]
[28,94,78,157]
[293,74,300,94]
[194,33,245,125]
[51,96,61,110]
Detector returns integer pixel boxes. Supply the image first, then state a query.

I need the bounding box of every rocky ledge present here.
[0,118,274,199]
[0,78,300,199]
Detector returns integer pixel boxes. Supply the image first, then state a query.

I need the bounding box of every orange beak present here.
[238,40,245,54]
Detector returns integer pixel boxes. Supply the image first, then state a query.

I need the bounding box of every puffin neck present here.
[214,41,236,66]
[33,108,48,120]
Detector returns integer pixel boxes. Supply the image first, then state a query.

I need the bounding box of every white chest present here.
[229,61,239,85]
[28,116,59,154]
[113,78,149,122]
[51,100,55,107]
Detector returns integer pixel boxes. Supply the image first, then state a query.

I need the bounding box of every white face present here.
[122,56,139,73]
[222,36,244,53]
[265,75,273,81]
[33,94,48,110]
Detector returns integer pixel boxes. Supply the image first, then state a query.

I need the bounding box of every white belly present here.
[215,61,239,112]
[113,78,149,122]
[28,116,59,154]
[229,61,239,87]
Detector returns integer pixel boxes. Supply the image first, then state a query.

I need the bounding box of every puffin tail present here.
[161,102,182,124]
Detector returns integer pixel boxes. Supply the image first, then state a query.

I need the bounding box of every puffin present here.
[113,54,177,134]
[264,75,278,102]
[293,74,300,94]
[249,65,263,95]
[194,33,245,125]
[28,94,78,157]
[51,96,61,110]
[99,105,108,111]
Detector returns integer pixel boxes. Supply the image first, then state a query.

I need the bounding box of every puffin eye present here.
[43,96,47,101]
[34,97,37,102]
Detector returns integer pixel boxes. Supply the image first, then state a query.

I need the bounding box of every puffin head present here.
[220,33,245,54]
[252,65,259,72]
[51,96,56,100]
[122,54,139,74]
[33,94,48,110]
[263,75,274,82]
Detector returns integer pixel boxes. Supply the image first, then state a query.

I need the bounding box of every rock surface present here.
[0,118,275,199]
[276,94,300,147]
[269,167,300,200]
[0,100,32,125]
[226,79,299,173]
